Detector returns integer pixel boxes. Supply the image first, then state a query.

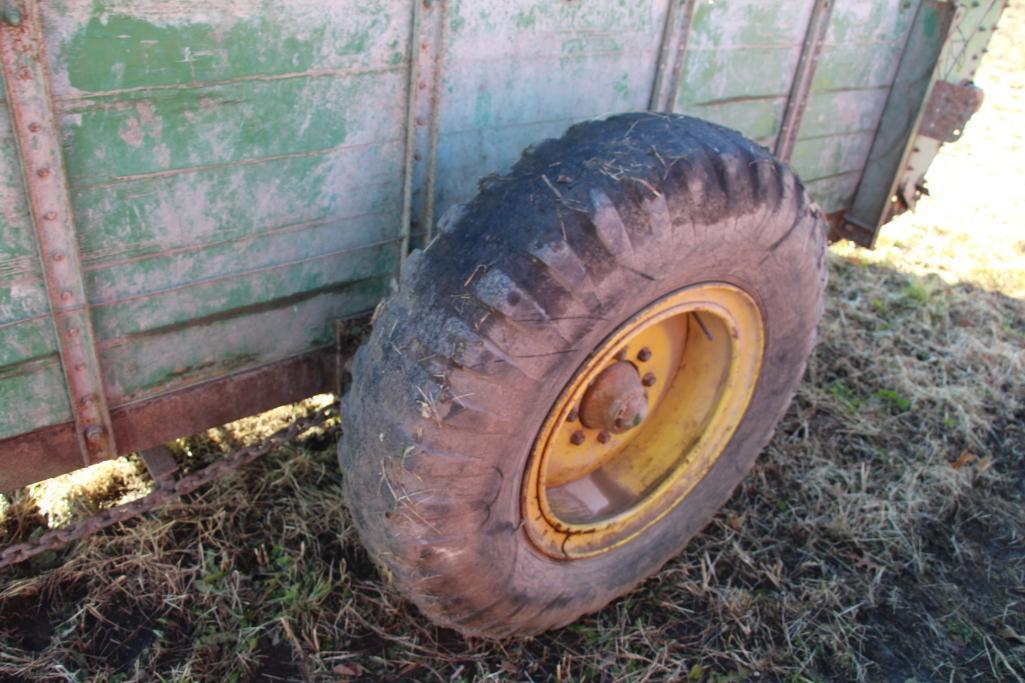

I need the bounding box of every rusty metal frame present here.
[648,0,698,114]
[0,312,372,492]
[775,0,834,162]
[0,0,116,465]
[839,0,962,247]
[400,0,447,256]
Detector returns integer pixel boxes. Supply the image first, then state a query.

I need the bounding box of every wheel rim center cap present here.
[579,361,648,434]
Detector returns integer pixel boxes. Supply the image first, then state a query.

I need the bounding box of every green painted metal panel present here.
[675,0,815,147]
[44,1,408,408]
[0,359,72,440]
[790,1,922,212]
[432,0,670,220]
[58,71,407,187]
[99,275,388,405]
[44,1,405,93]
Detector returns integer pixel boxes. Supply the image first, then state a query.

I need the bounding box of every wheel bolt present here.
[615,348,628,361]
[642,372,656,387]
[637,347,652,362]
[570,430,586,445]
[597,431,611,444]
[567,408,579,422]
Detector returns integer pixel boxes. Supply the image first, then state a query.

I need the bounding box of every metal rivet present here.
[566,408,579,422]
[28,122,41,133]
[68,327,79,337]
[570,430,585,445]
[637,347,652,362]
[74,363,86,371]
[642,372,656,387]
[51,252,64,261]
[60,290,72,302]
[37,167,51,178]
[43,211,57,221]
[597,431,611,444]
[84,426,105,444]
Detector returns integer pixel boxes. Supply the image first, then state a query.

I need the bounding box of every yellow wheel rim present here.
[521,283,765,559]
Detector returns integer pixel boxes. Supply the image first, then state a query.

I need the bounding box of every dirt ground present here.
[2,5,1024,682]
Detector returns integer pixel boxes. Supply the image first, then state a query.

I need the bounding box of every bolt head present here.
[637,347,652,362]
[84,426,105,444]
[28,122,41,133]
[566,408,578,423]
[570,430,586,446]
[597,431,611,444]
[642,372,656,387]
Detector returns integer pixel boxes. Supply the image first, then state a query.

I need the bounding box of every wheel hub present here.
[579,361,648,434]
[521,283,765,559]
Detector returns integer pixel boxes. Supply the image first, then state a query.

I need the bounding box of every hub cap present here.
[521,283,765,558]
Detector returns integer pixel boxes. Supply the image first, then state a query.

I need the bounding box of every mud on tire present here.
[339,113,827,637]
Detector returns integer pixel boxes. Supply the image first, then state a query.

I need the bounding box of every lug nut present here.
[597,430,611,444]
[642,372,656,387]
[615,348,628,361]
[566,408,579,422]
[637,347,652,362]
[570,430,586,445]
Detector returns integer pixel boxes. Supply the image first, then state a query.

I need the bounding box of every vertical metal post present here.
[649,0,698,114]
[0,0,116,464]
[775,0,834,162]
[399,0,447,261]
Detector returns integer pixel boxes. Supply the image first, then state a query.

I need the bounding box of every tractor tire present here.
[339,113,826,638]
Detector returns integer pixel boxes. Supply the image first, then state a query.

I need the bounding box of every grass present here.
[2,6,1025,682]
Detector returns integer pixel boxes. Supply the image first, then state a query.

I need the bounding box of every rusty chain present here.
[0,412,326,570]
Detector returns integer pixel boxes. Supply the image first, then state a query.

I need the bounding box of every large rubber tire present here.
[339,113,826,637]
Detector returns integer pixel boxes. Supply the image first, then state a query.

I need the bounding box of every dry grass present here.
[2,6,1024,682]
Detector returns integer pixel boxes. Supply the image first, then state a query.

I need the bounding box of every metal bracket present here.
[776,0,834,162]
[918,80,984,143]
[399,0,448,259]
[0,0,117,464]
[648,0,698,114]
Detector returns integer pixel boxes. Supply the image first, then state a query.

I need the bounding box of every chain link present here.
[0,415,320,570]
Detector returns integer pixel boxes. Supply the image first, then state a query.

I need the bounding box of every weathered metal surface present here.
[775,0,834,162]
[918,79,984,143]
[139,444,177,484]
[790,1,923,213]
[0,0,115,463]
[839,0,1002,247]
[0,0,1008,488]
[0,346,336,491]
[648,0,696,113]
[840,0,959,246]
[404,0,446,250]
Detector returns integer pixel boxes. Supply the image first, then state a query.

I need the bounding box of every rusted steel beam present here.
[0,0,116,465]
[0,347,338,491]
[775,0,834,162]
[402,0,447,254]
[648,0,698,114]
